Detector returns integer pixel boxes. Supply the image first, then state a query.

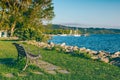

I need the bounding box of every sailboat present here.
[74,28,81,37]
[60,34,67,36]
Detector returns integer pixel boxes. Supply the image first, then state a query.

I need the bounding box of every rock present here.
[64,46,73,53]
[50,42,55,47]
[61,46,73,53]
[86,49,91,52]
[111,51,120,58]
[45,44,52,50]
[36,60,69,74]
[32,71,43,75]
[26,40,120,67]
[56,48,61,52]
[4,73,14,78]
[98,51,110,58]
[54,45,62,52]
[79,47,86,52]
[100,57,109,63]
[88,50,98,55]
[85,49,97,55]
[57,69,70,74]
[73,46,79,51]
[61,43,66,47]
[40,42,49,48]
[47,71,56,74]
[115,51,120,55]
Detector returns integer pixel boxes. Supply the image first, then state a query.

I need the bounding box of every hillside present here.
[48,24,120,34]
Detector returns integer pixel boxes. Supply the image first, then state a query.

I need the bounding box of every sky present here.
[52,0,120,29]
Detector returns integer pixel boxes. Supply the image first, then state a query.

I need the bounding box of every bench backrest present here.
[13,43,42,71]
[13,43,27,58]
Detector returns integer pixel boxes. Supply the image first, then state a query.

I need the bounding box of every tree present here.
[0,0,54,37]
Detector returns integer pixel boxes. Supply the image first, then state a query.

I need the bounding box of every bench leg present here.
[23,64,28,71]
[23,57,29,71]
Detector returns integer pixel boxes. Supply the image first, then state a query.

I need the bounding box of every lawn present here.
[0,41,120,80]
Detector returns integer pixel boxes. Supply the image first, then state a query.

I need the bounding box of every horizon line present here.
[52,23,120,29]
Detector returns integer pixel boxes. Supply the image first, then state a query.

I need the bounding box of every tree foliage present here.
[0,0,54,39]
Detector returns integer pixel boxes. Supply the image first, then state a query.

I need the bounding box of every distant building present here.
[0,30,8,37]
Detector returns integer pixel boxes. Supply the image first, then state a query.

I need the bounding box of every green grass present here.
[0,41,120,80]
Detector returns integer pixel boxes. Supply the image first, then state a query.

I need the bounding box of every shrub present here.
[15,28,51,42]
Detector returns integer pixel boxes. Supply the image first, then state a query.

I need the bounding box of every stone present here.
[38,42,48,48]
[4,73,14,78]
[73,46,79,51]
[32,71,43,75]
[65,46,73,53]
[114,51,120,55]
[45,45,53,50]
[26,40,120,67]
[111,51,120,58]
[57,69,70,74]
[98,51,110,58]
[86,49,91,52]
[35,60,69,74]
[79,47,86,52]
[88,50,98,55]
[100,57,109,63]
[60,43,66,47]
[47,71,56,74]
[50,42,55,47]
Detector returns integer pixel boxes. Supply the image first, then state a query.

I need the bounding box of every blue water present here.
[49,34,120,53]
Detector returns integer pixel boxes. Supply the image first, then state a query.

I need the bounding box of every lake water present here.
[49,34,120,53]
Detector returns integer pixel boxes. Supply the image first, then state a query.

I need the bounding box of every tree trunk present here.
[10,21,16,37]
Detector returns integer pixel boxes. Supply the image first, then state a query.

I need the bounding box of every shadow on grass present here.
[112,57,120,61]
[0,58,17,68]
[0,57,28,71]
[70,52,91,59]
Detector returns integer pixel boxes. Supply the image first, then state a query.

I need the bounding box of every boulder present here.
[27,40,37,46]
[45,45,53,50]
[89,50,98,55]
[86,49,91,53]
[98,51,110,58]
[115,51,120,55]
[64,46,73,53]
[56,48,61,52]
[100,57,109,63]
[79,47,86,52]
[40,42,48,48]
[61,43,66,47]
[50,42,55,47]
[111,51,120,58]
[73,46,79,51]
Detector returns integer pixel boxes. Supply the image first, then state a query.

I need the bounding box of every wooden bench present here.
[13,43,42,71]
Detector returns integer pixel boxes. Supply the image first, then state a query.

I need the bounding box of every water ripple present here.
[49,34,120,53]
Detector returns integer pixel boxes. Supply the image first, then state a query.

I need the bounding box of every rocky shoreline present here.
[26,41,120,67]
